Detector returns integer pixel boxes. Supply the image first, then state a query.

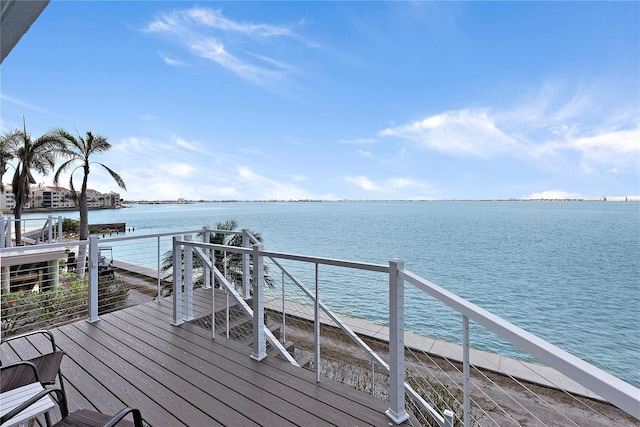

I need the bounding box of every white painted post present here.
[281,270,286,343]
[251,243,266,361]
[202,227,211,289]
[314,263,321,383]
[211,277,216,339]
[156,236,161,302]
[0,215,5,248]
[226,291,230,339]
[444,410,455,427]
[242,229,251,299]
[47,215,53,243]
[6,219,12,247]
[184,235,194,321]
[463,315,470,427]
[171,236,183,326]
[87,237,99,323]
[57,216,62,243]
[386,258,409,424]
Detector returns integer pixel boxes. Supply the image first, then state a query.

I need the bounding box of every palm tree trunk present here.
[76,192,89,277]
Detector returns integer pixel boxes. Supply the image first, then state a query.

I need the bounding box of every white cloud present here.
[144,7,299,87]
[139,114,157,121]
[380,109,521,157]
[338,138,377,144]
[345,176,380,191]
[237,166,312,200]
[163,162,197,177]
[185,7,294,37]
[570,127,640,173]
[357,150,374,158]
[160,55,186,67]
[379,82,639,176]
[527,190,585,200]
[345,175,432,195]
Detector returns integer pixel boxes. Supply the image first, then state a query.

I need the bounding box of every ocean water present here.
[23,201,640,386]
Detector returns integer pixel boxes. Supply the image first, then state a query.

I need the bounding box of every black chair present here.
[0,385,144,427]
[0,330,66,394]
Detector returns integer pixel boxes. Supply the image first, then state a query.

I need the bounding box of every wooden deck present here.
[1,289,417,426]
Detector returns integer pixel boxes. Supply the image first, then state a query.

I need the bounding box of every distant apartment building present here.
[31,186,76,209]
[0,184,16,210]
[1,185,122,211]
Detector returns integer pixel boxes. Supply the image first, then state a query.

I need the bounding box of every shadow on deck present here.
[0,289,417,426]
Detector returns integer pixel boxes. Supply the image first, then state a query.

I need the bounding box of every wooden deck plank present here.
[141,293,400,422]
[107,308,335,427]
[80,314,284,427]
[61,322,226,427]
[4,291,417,427]
[52,324,186,427]
[130,302,397,426]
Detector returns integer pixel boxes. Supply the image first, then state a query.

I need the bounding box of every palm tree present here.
[7,124,64,245]
[52,129,126,275]
[161,219,273,295]
[0,131,18,193]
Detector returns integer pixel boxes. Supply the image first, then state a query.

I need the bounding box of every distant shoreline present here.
[124,197,640,204]
[1,206,122,215]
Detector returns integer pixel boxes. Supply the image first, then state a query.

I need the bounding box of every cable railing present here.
[2,229,639,426]
[0,215,63,247]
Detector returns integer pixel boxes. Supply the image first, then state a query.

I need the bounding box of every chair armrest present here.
[0,387,66,425]
[103,407,144,427]
[1,330,58,353]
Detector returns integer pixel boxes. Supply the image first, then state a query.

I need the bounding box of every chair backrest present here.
[0,362,40,392]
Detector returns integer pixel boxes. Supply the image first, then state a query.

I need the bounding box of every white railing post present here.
[47,215,53,243]
[242,229,251,299]
[314,263,321,383]
[171,236,183,326]
[251,243,266,361]
[1,216,5,248]
[184,235,194,321]
[87,237,99,323]
[463,315,470,427]
[202,227,211,289]
[6,219,12,248]
[57,216,63,243]
[386,258,409,424]
[281,270,286,343]
[156,236,161,302]
[444,409,455,427]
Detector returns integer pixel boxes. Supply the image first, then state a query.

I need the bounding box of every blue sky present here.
[1,1,638,201]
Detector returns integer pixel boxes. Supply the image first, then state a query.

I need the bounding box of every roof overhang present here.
[1,0,50,64]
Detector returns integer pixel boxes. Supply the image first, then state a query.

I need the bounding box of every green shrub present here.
[1,273,129,336]
[62,218,79,233]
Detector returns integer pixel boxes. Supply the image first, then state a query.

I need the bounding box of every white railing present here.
[2,230,638,426]
[169,236,640,426]
[0,215,63,247]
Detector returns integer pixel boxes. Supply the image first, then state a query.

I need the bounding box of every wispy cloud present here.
[527,190,585,200]
[159,54,186,67]
[237,166,311,200]
[139,114,157,121]
[0,94,62,121]
[357,149,375,158]
[345,175,432,195]
[143,7,300,87]
[380,109,520,157]
[338,138,377,144]
[570,127,640,174]
[379,82,640,176]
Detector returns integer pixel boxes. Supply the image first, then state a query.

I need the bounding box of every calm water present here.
[24,201,640,386]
